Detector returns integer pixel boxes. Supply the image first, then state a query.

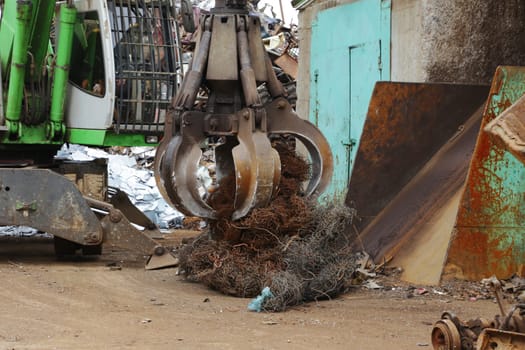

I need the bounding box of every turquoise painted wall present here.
[310,0,391,202]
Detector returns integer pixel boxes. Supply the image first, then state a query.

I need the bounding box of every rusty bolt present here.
[277,100,286,109]
[210,118,218,131]
[243,111,250,120]
[154,245,166,256]
[84,232,100,243]
[109,210,122,223]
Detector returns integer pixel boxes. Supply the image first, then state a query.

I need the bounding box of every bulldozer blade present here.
[0,168,104,245]
[345,82,489,284]
[444,66,525,281]
[232,109,280,220]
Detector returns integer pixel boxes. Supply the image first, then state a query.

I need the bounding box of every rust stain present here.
[446,67,525,281]
[445,229,489,279]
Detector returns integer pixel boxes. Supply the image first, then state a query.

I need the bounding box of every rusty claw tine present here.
[232,109,281,220]
[153,138,171,206]
[215,137,237,190]
[266,98,333,197]
[159,133,216,219]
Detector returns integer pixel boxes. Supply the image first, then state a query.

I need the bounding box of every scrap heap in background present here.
[178,0,299,106]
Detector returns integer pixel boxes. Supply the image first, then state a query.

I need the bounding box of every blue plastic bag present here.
[247,286,274,312]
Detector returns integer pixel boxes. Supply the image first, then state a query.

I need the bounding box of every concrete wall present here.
[297,0,525,118]
[420,0,525,84]
[390,0,424,82]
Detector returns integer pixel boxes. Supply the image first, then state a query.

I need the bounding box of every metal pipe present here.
[48,3,77,140]
[264,52,285,97]
[237,16,260,107]
[0,60,4,126]
[278,0,285,25]
[5,0,33,138]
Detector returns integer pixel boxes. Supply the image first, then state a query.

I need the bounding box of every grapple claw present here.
[266,97,333,197]
[157,116,216,219]
[232,110,280,220]
[155,4,333,223]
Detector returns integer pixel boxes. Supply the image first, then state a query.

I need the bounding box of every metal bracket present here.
[15,200,37,217]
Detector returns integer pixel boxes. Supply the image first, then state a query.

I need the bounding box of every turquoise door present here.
[310,0,391,202]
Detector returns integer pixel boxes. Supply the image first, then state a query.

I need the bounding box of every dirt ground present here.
[0,235,504,350]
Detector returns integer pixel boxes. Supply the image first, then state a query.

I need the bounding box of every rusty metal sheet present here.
[371,111,483,285]
[206,15,238,82]
[485,93,525,164]
[273,53,297,80]
[476,329,525,350]
[347,82,489,234]
[444,66,525,281]
[353,101,484,274]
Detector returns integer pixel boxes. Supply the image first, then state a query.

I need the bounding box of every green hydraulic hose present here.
[48,3,77,140]
[5,0,33,138]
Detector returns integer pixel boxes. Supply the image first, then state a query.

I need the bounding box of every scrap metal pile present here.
[432,277,525,350]
[178,143,363,311]
[180,0,300,109]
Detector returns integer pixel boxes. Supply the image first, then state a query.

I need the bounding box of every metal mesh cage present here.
[108,0,182,133]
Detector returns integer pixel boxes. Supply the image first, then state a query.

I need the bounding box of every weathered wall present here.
[420,0,525,84]
[390,0,424,82]
[297,0,525,118]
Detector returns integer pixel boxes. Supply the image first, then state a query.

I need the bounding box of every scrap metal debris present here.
[431,276,525,350]
[56,144,186,229]
[0,226,44,237]
[179,0,299,110]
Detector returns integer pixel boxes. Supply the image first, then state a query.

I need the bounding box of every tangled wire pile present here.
[178,142,362,311]
[261,205,361,311]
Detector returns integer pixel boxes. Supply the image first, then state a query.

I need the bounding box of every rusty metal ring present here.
[431,319,461,350]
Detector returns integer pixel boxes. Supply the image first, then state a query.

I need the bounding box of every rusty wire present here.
[262,205,360,311]
[177,142,362,310]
